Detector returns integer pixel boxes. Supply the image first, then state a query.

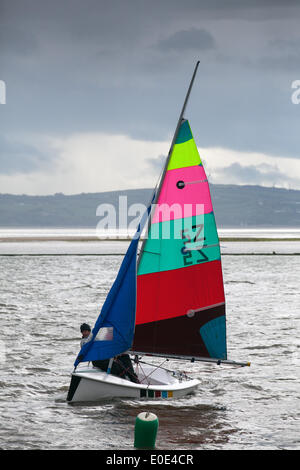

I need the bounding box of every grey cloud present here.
[3,0,299,22]
[269,38,300,52]
[0,25,38,56]
[146,155,166,171]
[155,28,216,53]
[214,162,297,187]
[0,135,55,175]
[255,38,300,72]
[1,0,300,189]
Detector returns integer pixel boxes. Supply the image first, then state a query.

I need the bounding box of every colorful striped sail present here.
[132,119,227,361]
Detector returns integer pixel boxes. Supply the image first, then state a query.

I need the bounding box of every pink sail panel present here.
[152,165,213,224]
[136,260,225,325]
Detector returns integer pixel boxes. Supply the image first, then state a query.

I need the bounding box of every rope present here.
[135,357,176,387]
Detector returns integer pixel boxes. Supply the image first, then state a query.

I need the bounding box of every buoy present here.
[134,411,159,449]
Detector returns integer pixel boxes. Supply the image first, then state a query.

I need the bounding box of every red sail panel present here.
[135,260,225,325]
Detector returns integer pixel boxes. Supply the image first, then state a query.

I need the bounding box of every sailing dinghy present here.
[67,62,249,403]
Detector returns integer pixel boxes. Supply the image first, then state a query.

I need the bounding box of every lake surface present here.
[0,240,299,450]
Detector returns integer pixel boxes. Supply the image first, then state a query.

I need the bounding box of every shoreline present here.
[1,236,300,242]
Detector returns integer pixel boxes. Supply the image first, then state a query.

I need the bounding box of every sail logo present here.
[0,80,6,104]
[291,80,300,104]
[181,223,208,265]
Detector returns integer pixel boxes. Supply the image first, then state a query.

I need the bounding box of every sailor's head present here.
[80,323,91,337]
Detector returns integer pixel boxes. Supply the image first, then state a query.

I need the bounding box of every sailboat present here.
[67,62,250,403]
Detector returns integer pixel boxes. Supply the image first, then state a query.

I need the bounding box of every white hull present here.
[67,363,199,403]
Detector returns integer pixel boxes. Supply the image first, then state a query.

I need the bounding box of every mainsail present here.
[132,118,227,361]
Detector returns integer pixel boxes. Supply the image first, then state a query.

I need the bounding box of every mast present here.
[138,60,200,266]
[163,60,200,174]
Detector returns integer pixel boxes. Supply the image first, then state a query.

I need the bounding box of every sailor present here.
[79,323,140,383]
[80,323,92,347]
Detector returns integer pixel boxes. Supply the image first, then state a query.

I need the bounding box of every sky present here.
[0,0,300,195]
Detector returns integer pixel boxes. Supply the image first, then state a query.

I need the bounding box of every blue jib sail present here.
[74,201,152,368]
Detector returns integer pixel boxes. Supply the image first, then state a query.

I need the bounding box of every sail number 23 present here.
[180,224,208,266]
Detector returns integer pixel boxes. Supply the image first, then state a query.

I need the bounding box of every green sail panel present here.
[138,212,220,275]
[175,119,193,144]
[167,120,202,170]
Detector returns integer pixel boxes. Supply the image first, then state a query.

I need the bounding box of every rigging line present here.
[140,359,171,387]
[137,367,149,386]
[136,358,174,374]
[134,361,151,386]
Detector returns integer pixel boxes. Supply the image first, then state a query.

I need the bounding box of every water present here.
[0,239,299,449]
[0,228,300,255]
[1,227,300,239]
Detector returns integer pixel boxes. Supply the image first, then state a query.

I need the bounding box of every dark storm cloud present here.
[0,135,55,174]
[0,0,300,185]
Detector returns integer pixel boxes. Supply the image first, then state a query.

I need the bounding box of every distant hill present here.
[0,184,299,228]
